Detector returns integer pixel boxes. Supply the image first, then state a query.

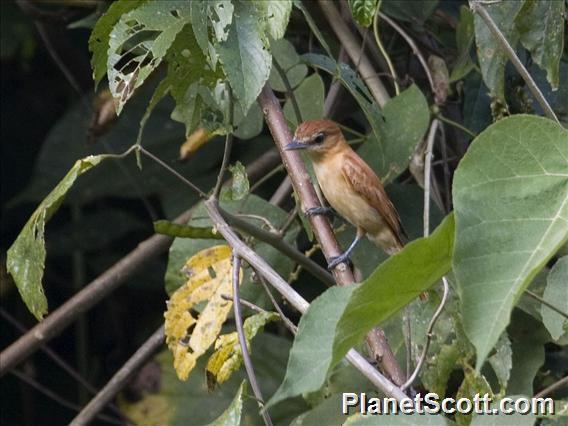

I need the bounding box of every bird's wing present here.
[341,151,404,245]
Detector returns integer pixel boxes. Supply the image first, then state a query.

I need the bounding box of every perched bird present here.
[285,119,404,270]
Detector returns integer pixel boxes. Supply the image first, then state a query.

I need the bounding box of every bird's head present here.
[285,119,345,156]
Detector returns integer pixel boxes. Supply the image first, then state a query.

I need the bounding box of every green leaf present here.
[253,0,292,40]
[348,0,379,28]
[227,161,250,201]
[421,342,461,397]
[107,2,191,114]
[356,84,430,183]
[455,369,493,426]
[451,6,475,82]
[516,0,565,90]
[283,73,325,127]
[216,0,272,113]
[293,1,332,57]
[452,115,568,370]
[206,381,246,426]
[267,214,454,406]
[473,1,525,100]
[269,38,308,92]
[302,53,384,144]
[266,285,354,409]
[7,155,110,319]
[209,1,234,43]
[153,220,222,240]
[88,0,147,85]
[541,256,568,341]
[233,103,263,140]
[487,333,512,395]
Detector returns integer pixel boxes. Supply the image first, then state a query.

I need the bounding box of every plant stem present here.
[373,1,400,95]
[436,113,477,138]
[524,290,568,319]
[231,254,273,426]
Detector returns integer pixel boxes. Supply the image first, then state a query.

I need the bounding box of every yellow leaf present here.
[164,245,243,381]
[179,127,214,161]
[206,311,279,389]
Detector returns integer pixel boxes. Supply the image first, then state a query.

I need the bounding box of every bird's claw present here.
[327,254,352,271]
[305,206,334,218]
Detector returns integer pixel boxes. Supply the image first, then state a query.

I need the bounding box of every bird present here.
[285,119,405,270]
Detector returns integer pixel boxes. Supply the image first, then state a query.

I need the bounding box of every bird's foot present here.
[305,206,334,218]
[327,253,352,270]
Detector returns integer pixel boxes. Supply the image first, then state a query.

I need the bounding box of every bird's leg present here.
[327,232,363,270]
[305,206,335,218]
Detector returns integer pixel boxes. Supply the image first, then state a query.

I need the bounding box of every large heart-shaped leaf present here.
[452,115,568,369]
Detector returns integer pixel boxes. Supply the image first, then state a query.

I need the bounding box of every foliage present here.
[4,0,567,424]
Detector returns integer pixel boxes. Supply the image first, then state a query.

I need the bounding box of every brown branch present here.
[257,85,406,386]
[534,376,568,399]
[204,198,407,400]
[0,149,281,376]
[318,0,390,108]
[70,326,165,426]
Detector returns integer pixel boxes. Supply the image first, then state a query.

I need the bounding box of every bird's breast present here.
[312,157,384,234]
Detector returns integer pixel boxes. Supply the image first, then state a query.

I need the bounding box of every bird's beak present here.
[284,139,307,151]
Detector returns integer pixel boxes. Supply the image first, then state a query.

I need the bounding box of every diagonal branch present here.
[204,198,407,400]
[0,149,281,377]
[470,1,559,124]
[257,84,406,387]
[70,326,165,426]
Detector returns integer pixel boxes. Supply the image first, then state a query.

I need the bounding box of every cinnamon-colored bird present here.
[286,119,404,270]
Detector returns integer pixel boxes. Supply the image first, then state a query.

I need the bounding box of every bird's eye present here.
[314,132,325,144]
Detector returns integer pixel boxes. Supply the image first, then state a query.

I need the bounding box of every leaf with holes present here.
[89,0,147,86]
[452,115,568,370]
[253,0,292,40]
[164,245,242,381]
[7,155,111,319]
[107,1,191,114]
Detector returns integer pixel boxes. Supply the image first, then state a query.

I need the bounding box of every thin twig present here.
[213,86,235,199]
[373,1,400,95]
[436,113,477,138]
[470,1,559,124]
[401,276,450,391]
[11,370,122,425]
[204,198,407,400]
[221,294,267,314]
[318,0,390,107]
[423,119,440,236]
[231,254,273,426]
[138,146,207,199]
[220,207,334,287]
[525,290,568,319]
[268,176,293,206]
[534,376,568,399]
[70,326,165,426]
[257,274,298,334]
[379,12,435,93]
[402,117,449,390]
